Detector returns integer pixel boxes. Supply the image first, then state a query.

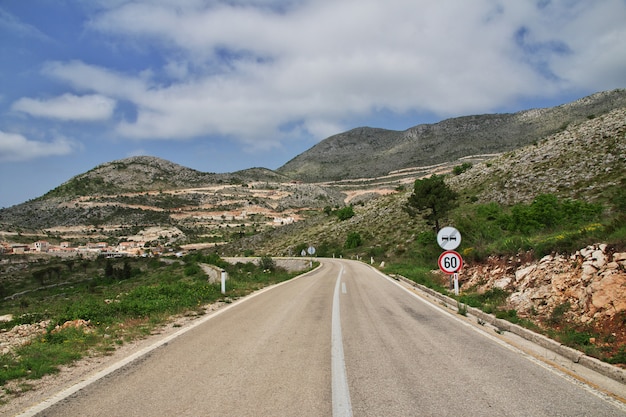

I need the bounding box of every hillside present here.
[277,89,626,181]
[0,90,624,244]
[44,156,289,198]
[0,156,344,235]
[225,106,626,257]
[447,107,626,206]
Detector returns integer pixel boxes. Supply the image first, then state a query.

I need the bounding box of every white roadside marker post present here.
[221,269,227,295]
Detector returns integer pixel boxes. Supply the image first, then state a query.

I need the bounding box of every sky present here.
[1,0,626,208]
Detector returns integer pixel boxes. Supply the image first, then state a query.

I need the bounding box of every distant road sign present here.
[307,246,316,255]
[438,250,463,274]
[437,226,461,250]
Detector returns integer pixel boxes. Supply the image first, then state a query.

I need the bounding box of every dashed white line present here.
[332,266,353,417]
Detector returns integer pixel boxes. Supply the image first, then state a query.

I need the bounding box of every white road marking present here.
[342,282,347,294]
[332,266,353,417]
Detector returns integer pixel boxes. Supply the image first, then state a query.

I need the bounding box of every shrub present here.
[548,301,571,325]
[453,162,473,175]
[498,194,602,235]
[259,256,275,271]
[335,205,355,220]
[345,232,363,249]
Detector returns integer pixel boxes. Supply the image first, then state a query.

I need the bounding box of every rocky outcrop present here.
[461,244,626,349]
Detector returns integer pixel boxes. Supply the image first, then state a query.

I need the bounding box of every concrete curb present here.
[392,274,626,385]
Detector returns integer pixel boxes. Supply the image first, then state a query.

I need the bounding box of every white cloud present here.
[0,9,52,42]
[44,0,626,147]
[43,61,148,101]
[11,94,116,121]
[0,131,79,161]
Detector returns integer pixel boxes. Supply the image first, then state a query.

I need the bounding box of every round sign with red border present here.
[438,250,463,274]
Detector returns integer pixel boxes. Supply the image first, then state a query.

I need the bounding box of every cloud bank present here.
[0,131,79,161]
[6,0,626,155]
[12,94,116,121]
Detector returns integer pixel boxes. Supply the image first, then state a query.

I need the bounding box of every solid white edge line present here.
[332,265,353,417]
[15,267,320,417]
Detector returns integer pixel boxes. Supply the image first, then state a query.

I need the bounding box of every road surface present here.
[22,259,626,416]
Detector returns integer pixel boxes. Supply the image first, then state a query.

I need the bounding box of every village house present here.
[1,238,162,258]
[11,244,29,254]
[274,216,294,225]
[118,241,146,256]
[32,240,49,252]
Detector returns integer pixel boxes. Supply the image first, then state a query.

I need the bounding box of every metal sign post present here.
[307,246,316,268]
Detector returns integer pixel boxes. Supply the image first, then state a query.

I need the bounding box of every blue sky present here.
[1,0,625,208]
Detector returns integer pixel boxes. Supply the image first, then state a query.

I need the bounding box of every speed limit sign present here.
[438,250,463,274]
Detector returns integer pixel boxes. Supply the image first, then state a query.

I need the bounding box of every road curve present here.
[21,259,625,416]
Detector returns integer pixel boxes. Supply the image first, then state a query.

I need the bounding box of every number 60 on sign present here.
[438,250,463,274]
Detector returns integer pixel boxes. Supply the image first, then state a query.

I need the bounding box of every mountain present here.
[0,156,343,233]
[44,156,288,198]
[277,89,626,181]
[1,89,625,237]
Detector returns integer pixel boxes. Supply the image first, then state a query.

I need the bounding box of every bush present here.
[453,162,473,175]
[184,263,202,277]
[259,256,275,271]
[335,205,355,220]
[345,232,363,249]
[548,301,571,325]
[498,194,602,235]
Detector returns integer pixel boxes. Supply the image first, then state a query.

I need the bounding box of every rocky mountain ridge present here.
[229,106,626,258]
[277,89,626,181]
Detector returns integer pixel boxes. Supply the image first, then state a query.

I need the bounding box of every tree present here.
[405,174,458,231]
[104,259,114,278]
[122,260,132,279]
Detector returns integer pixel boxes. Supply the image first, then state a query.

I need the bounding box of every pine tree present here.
[405,174,458,231]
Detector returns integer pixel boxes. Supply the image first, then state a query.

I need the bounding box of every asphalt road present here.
[26,259,625,416]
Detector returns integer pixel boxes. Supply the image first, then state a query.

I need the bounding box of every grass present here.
[385,264,447,293]
[0,255,309,388]
[458,288,509,315]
